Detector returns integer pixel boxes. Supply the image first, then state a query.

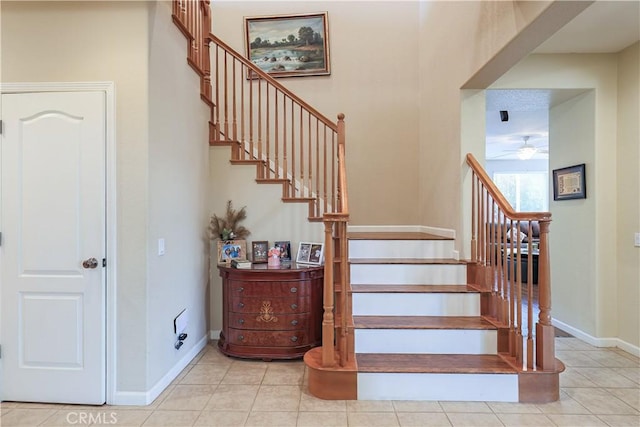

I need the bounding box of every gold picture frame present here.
[244,12,330,79]
[217,240,247,265]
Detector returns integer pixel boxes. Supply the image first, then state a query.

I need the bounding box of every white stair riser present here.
[352,293,480,316]
[349,240,455,259]
[354,329,497,354]
[350,264,466,285]
[357,373,518,401]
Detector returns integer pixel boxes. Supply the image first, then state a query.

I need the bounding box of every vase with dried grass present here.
[209,200,251,242]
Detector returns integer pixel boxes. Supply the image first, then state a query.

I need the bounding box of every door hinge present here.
[102,258,107,267]
[0,232,2,246]
[0,344,2,359]
[0,120,3,135]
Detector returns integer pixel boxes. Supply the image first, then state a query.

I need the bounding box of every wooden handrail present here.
[466,153,555,371]
[466,154,550,221]
[208,33,338,132]
[172,0,351,370]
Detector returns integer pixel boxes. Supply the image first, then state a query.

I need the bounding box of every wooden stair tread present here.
[349,258,466,265]
[356,353,517,374]
[230,159,266,165]
[348,232,452,241]
[351,284,477,293]
[353,315,496,330]
[282,197,316,202]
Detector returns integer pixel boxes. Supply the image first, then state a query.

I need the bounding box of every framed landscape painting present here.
[244,12,330,78]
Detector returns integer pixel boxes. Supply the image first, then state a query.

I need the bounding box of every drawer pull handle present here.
[290,287,297,293]
[291,320,298,326]
[237,287,244,292]
[238,335,244,341]
[290,303,298,310]
[238,302,245,308]
[290,336,298,342]
[238,319,245,324]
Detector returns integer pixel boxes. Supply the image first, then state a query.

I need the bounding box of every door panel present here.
[1,91,106,404]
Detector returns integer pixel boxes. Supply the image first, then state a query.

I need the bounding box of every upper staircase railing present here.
[466,153,556,371]
[172,0,352,369]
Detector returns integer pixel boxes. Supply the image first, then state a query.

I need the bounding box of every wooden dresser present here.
[217,263,324,360]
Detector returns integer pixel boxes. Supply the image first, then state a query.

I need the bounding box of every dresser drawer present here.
[227,328,307,347]
[229,296,309,314]
[227,281,311,297]
[228,312,309,330]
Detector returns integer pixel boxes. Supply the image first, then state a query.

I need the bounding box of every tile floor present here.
[1,338,638,426]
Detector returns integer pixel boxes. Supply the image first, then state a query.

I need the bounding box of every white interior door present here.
[1,91,106,404]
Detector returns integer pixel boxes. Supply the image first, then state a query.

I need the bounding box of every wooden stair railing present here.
[466,153,555,371]
[172,0,352,370]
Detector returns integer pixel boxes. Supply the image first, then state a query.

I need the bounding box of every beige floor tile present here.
[262,362,305,385]
[496,413,555,426]
[557,351,606,367]
[445,412,503,427]
[605,388,640,411]
[203,384,259,411]
[392,401,443,412]
[197,347,235,366]
[0,402,19,409]
[560,367,599,388]
[190,346,210,365]
[487,402,542,414]
[244,411,297,427]
[438,402,492,413]
[585,351,640,368]
[536,390,591,414]
[0,408,57,426]
[546,413,608,426]
[194,410,248,426]
[104,409,153,427]
[396,412,452,426]
[346,400,395,412]
[220,363,267,385]
[559,338,599,351]
[40,408,127,426]
[347,412,400,427]
[563,388,638,415]
[251,385,301,412]
[596,414,640,426]
[574,368,638,388]
[158,384,215,411]
[12,403,62,409]
[612,367,640,385]
[172,365,194,385]
[180,364,230,385]
[296,411,348,427]
[298,392,347,412]
[141,409,200,426]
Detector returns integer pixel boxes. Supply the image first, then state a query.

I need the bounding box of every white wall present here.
[616,42,640,350]
[147,1,211,391]
[210,1,421,226]
[489,52,638,351]
[1,0,151,393]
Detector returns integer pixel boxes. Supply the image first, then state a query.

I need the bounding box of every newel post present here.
[536,218,555,370]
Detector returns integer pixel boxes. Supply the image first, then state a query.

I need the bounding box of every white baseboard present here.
[552,319,640,357]
[347,225,455,239]
[209,329,221,341]
[109,334,208,406]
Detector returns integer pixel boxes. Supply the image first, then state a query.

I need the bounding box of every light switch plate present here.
[635,232,640,248]
[158,238,165,255]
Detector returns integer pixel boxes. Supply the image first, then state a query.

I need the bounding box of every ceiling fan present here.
[490,135,549,160]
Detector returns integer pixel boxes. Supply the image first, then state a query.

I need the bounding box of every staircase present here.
[349,231,519,401]
[171,0,562,404]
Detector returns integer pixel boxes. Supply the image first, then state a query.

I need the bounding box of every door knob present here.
[82,257,99,269]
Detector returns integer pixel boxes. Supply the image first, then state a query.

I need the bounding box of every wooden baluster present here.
[265,84,270,176]
[322,221,336,367]
[315,120,320,216]
[274,90,280,179]
[471,174,477,262]
[231,57,238,144]
[299,106,304,197]
[323,126,328,216]
[282,95,288,195]
[340,220,350,365]
[526,223,534,369]
[515,220,523,366]
[214,46,220,141]
[536,219,555,370]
